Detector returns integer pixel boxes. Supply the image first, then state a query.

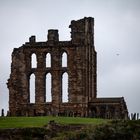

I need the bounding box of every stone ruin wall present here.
[7,17,128,119]
[7,17,97,117]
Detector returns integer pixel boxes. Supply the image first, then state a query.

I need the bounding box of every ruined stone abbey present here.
[7,17,128,119]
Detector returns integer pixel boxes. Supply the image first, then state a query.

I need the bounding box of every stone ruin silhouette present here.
[7,17,128,119]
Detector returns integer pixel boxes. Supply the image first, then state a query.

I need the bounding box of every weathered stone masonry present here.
[7,17,128,119]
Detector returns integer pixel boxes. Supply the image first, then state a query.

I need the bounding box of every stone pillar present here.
[35,72,45,103]
[137,113,139,120]
[52,71,61,115]
[29,36,36,43]
[35,53,46,103]
[1,109,4,117]
[47,30,59,42]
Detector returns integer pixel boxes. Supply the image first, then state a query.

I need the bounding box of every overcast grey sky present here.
[0,0,140,115]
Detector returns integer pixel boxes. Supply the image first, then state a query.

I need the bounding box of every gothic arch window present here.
[31,53,37,68]
[46,53,51,67]
[29,73,35,103]
[62,72,68,102]
[62,52,67,67]
[46,73,52,102]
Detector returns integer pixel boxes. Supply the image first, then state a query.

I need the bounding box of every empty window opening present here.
[62,72,68,102]
[46,53,51,67]
[46,73,52,102]
[30,73,35,103]
[31,53,37,68]
[62,52,67,67]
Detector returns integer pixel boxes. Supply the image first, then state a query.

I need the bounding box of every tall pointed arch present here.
[29,73,35,103]
[62,52,67,67]
[46,53,51,67]
[62,72,68,102]
[46,73,52,102]
[31,53,37,68]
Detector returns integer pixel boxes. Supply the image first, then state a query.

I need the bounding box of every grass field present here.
[0,116,106,129]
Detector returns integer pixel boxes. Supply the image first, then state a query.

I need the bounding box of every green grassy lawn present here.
[0,116,106,129]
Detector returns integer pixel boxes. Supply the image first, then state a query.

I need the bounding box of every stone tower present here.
[7,17,128,119]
